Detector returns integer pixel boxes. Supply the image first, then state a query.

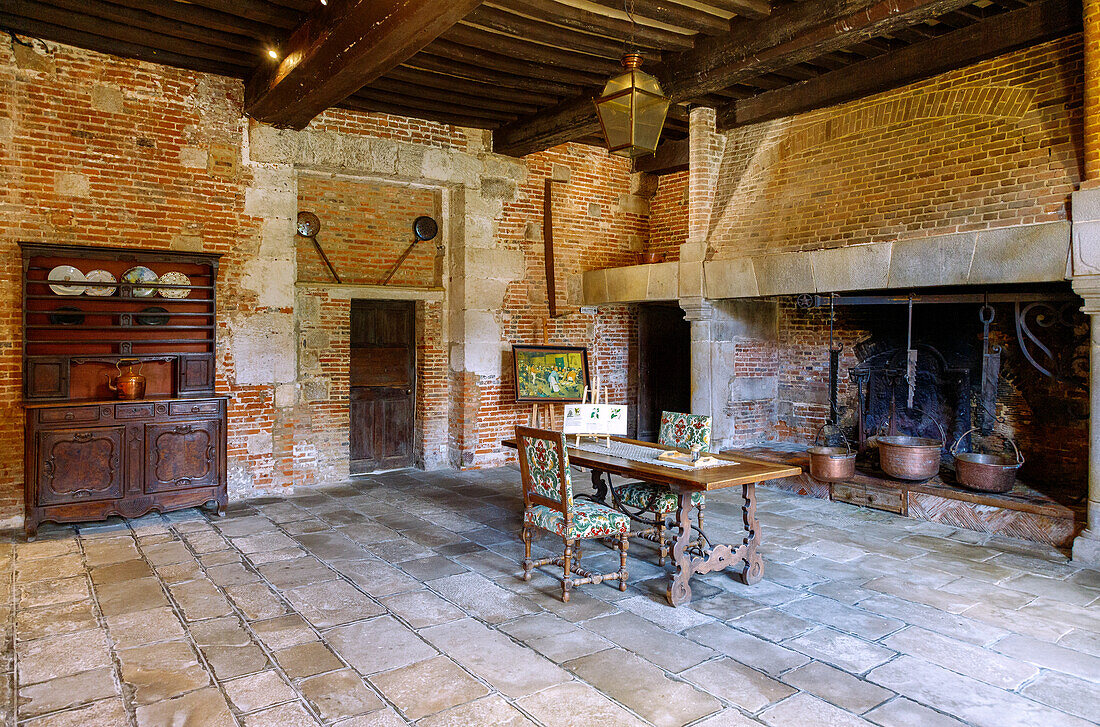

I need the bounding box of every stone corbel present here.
[680,297,715,323]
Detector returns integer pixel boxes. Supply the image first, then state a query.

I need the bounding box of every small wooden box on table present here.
[20,243,227,538]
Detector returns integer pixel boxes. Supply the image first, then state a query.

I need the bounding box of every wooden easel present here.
[571,376,611,448]
[528,402,556,429]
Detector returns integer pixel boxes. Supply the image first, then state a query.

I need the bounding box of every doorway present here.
[350,299,416,473]
[636,303,691,442]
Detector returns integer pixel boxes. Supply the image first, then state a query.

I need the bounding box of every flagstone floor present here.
[4,467,1100,727]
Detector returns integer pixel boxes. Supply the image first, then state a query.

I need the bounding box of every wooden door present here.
[350,300,416,473]
[37,426,125,505]
[637,304,691,442]
[144,419,220,493]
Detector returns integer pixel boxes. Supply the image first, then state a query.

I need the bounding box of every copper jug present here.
[107,359,146,400]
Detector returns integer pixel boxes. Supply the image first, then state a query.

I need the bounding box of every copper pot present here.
[952,427,1023,493]
[106,359,146,400]
[808,424,856,482]
[875,409,945,481]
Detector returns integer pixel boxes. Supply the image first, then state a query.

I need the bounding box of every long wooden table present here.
[503,436,801,606]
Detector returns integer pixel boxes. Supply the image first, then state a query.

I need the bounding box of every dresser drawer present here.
[831,482,906,514]
[168,400,221,417]
[115,403,155,420]
[39,406,99,424]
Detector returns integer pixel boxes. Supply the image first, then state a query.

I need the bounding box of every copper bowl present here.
[877,435,942,481]
[951,428,1023,493]
[808,446,856,482]
[637,252,665,264]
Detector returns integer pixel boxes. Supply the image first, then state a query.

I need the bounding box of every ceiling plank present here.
[632,137,688,174]
[442,24,623,73]
[368,77,541,115]
[582,0,730,35]
[489,0,695,50]
[409,52,588,96]
[464,6,638,60]
[704,0,773,20]
[386,66,562,106]
[244,0,482,129]
[717,0,1080,129]
[180,0,302,30]
[352,88,520,122]
[339,96,501,129]
[104,0,281,41]
[424,39,609,86]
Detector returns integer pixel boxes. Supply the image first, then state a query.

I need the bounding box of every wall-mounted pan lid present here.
[297,211,321,237]
[413,215,438,241]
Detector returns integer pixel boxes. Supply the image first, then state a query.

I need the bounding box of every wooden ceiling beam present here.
[408,52,586,96]
[244,0,481,129]
[704,0,773,20]
[488,0,695,50]
[5,0,255,65]
[582,0,730,35]
[717,0,1080,129]
[339,96,501,129]
[178,0,302,30]
[352,88,520,123]
[0,12,250,76]
[103,0,280,41]
[424,39,609,86]
[386,66,562,107]
[465,6,639,60]
[493,0,996,156]
[633,137,688,174]
[368,77,542,115]
[441,24,623,73]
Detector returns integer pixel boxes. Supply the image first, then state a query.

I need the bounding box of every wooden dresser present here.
[20,243,227,538]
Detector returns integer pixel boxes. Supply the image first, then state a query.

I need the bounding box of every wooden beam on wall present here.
[633,137,689,175]
[717,0,1081,129]
[245,0,482,129]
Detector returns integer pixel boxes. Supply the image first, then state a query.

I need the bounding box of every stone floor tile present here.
[169,578,235,621]
[517,681,649,727]
[781,595,904,640]
[960,601,1072,642]
[223,670,297,713]
[938,577,1037,610]
[525,625,614,663]
[225,582,287,621]
[207,561,261,587]
[284,579,384,629]
[396,555,469,581]
[140,540,193,567]
[867,655,1096,727]
[17,576,89,609]
[520,583,619,622]
[256,556,338,590]
[617,594,713,632]
[83,540,140,568]
[418,694,536,727]
[118,640,210,704]
[333,707,407,726]
[20,697,128,727]
[379,589,466,629]
[882,626,1038,689]
[369,655,486,719]
[335,559,423,597]
[234,531,301,555]
[300,668,385,722]
[684,622,809,676]
[566,648,721,727]
[863,697,968,727]
[859,594,1009,646]
[1018,670,1100,722]
[497,612,575,641]
[758,693,874,727]
[731,606,813,641]
[862,576,976,614]
[1001,572,1100,607]
[786,627,896,674]
[202,642,270,680]
[17,667,118,719]
[367,538,437,563]
[585,612,716,673]
[681,657,796,712]
[95,576,170,616]
[456,549,521,579]
[17,539,77,561]
[273,641,344,679]
[16,553,84,582]
[242,701,322,727]
[251,614,316,651]
[428,572,539,624]
[104,606,187,648]
[17,628,112,685]
[690,591,766,621]
[16,599,98,642]
[156,560,205,585]
[135,687,236,727]
[245,547,306,565]
[690,709,767,726]
[420,618,568,698]
[88,558,153,586]
[294,532,375,562]
[992,633,1100,681]
[782,660,893,713]
[326,616,437,675]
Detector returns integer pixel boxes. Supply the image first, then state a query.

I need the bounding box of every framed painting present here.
[512,345,591,404]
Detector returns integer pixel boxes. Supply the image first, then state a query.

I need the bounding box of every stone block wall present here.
[702,35,1084,260]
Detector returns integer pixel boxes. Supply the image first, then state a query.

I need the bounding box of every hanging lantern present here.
[594,52,670,159]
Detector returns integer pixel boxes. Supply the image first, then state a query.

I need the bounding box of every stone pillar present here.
[681,298,715,421]
[1070,276,1100,566]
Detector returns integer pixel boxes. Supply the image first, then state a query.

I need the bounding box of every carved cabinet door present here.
[36,426,125,505]
[144,419,220,493]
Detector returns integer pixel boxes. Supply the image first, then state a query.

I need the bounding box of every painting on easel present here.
[512,345,590,404]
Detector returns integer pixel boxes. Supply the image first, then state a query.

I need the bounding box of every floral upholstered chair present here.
[517,425,630,602]
[616,411,711,565]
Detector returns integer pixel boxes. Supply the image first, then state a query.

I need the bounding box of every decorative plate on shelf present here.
[84,269,117,296]
[157,271,191,299]
[48,265,86,296]
[136,306,169,326]
[49,306,84,326]
[122,266,158,297]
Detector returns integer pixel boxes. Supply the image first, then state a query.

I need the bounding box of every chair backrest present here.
[659,411,712,450]
[516,426,573,513]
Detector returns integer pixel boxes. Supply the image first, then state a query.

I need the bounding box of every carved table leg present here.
[666,490,696,607]
[740,482,764,585]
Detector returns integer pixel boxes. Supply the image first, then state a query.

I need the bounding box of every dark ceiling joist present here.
[387,66,561,107]
[464,6,638,60]
[182,0,301,30]
[367,77,540,116]
[489,0,695,50]
[339,96,500,129]
[632,137,689,174]
[717,0,1081,129]
[493,0,996,156]
[353,88,519,123]
[408,52,586,96]
[424,39,609,86]
[441,23,624,72]
[706,0,773,19]
[104,0,280,41]
[583,0,731,35]
[245,0,481,129]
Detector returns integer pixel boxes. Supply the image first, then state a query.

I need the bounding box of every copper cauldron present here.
[106,359,146,400]
[875,409,945,481]
[951,427,1023,493]
[808,424,856,482]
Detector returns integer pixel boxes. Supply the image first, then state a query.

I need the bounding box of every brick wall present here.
[647,170,688,261]
[0,37,648,523]
[706,35,1084,259]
